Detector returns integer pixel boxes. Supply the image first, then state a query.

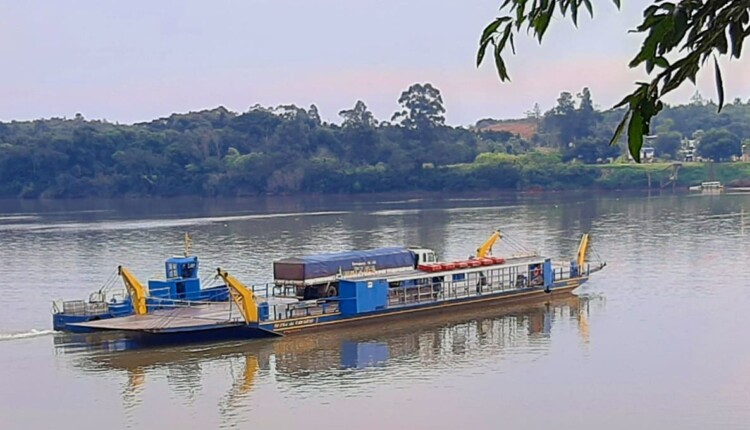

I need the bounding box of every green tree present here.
[654,131,682,159]
[542,88,602,150]
[567,136,620,164]
[308,104,322,126]
[339,101,379,164]
[697,128,741,161]
[391,83,446,129]
[477,1,750,161]
[545,92,575,148]
[576,87,598,135]
[525,102,542,121]
[339,100,377,128]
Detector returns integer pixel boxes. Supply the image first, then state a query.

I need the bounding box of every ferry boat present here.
[689,181,724,192]
[52,234,230,332]
[53,231,606,344]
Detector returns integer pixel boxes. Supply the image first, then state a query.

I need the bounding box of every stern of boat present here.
[52,298,131,333]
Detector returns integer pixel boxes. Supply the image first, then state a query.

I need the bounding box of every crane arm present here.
[118,266,148,315]
[216,268,258,324]
[576,233,590,269]
[476,230,502,258]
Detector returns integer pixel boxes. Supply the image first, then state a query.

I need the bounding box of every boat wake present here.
[0,329,56,342]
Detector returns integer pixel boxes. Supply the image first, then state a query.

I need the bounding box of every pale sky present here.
[1,0,748,126]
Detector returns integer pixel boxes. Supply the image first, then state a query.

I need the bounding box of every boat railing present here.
[221,283,291,299]
[386,267,534,308]
[551,264,572,281]
[264,299,340,321]
[146,296,228,309]
[55,299,110,316]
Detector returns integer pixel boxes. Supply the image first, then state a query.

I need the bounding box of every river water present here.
[0,191,748,429]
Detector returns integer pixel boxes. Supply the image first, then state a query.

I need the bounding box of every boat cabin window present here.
[167,263,178,279]
[416,252,436,265]
[181,262,196,278]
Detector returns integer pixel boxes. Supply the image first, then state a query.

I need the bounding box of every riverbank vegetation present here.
[1,84,749,198]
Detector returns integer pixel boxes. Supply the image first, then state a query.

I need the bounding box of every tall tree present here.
[477,1,750,161]
[654,131,683,159]
[339,100,377,128]
[391,83,446,129]
[543,88,601,149]
[576,87,599,137]
[554,92,576,116]
[525,102,542,121]
[698,128,741,161]
[338,101,379,164]
[545,91,577,148]
[308,104,322,126]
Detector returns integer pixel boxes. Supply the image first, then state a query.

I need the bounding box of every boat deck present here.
[71,302,243,332]
[348,255,544,283]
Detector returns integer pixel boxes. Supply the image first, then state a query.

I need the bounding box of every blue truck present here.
[273,247,436,299]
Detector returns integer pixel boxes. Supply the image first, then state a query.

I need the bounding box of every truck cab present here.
[409,248,437,267]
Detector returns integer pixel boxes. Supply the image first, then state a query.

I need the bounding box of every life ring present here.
[326,285,339,297]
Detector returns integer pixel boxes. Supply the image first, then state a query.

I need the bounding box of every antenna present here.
[184,232,192,257]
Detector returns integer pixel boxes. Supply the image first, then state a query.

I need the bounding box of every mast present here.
[184,232,192,257]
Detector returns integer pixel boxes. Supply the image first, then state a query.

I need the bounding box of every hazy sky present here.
[1,1,748,126]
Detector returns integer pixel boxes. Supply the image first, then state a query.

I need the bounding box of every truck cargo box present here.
[274,247,416,283]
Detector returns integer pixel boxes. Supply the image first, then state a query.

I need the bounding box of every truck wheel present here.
[325,285,338,297]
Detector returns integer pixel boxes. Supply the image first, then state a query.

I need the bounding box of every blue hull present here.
[53,313,117,333]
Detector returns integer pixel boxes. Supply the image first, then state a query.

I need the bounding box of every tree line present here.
[0,83,748,198]
[525,88,749,164]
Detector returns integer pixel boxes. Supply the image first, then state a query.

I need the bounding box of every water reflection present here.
[55,293,601,428]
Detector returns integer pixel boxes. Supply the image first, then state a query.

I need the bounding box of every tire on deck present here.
[325,284,338,297]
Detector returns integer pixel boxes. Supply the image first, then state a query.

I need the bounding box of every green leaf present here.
[642,5,659,20]
[628,110,644,163]
[478,18,511,67]
[672,8,689,45]
[515,3,527,30]
[662,75,683,94]
[534,9,553,42]
[653,56,669,69]
[498,21,513,50]
[477,38,492,67]
[729,22,744,58]
[610,110,630,146]
[613,93,633,109]
[494,43,511,81]
[714,57,725,112]
[560,0,569,15]
[715,31,728,55]
[630,24,665,68]
[583,0,593,17]
[480,17,509,46]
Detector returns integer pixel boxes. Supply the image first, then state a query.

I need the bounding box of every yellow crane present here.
[216,268,259,324]
[576,233,590,269]
[476,230,502,258]
[118,266,148,315]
